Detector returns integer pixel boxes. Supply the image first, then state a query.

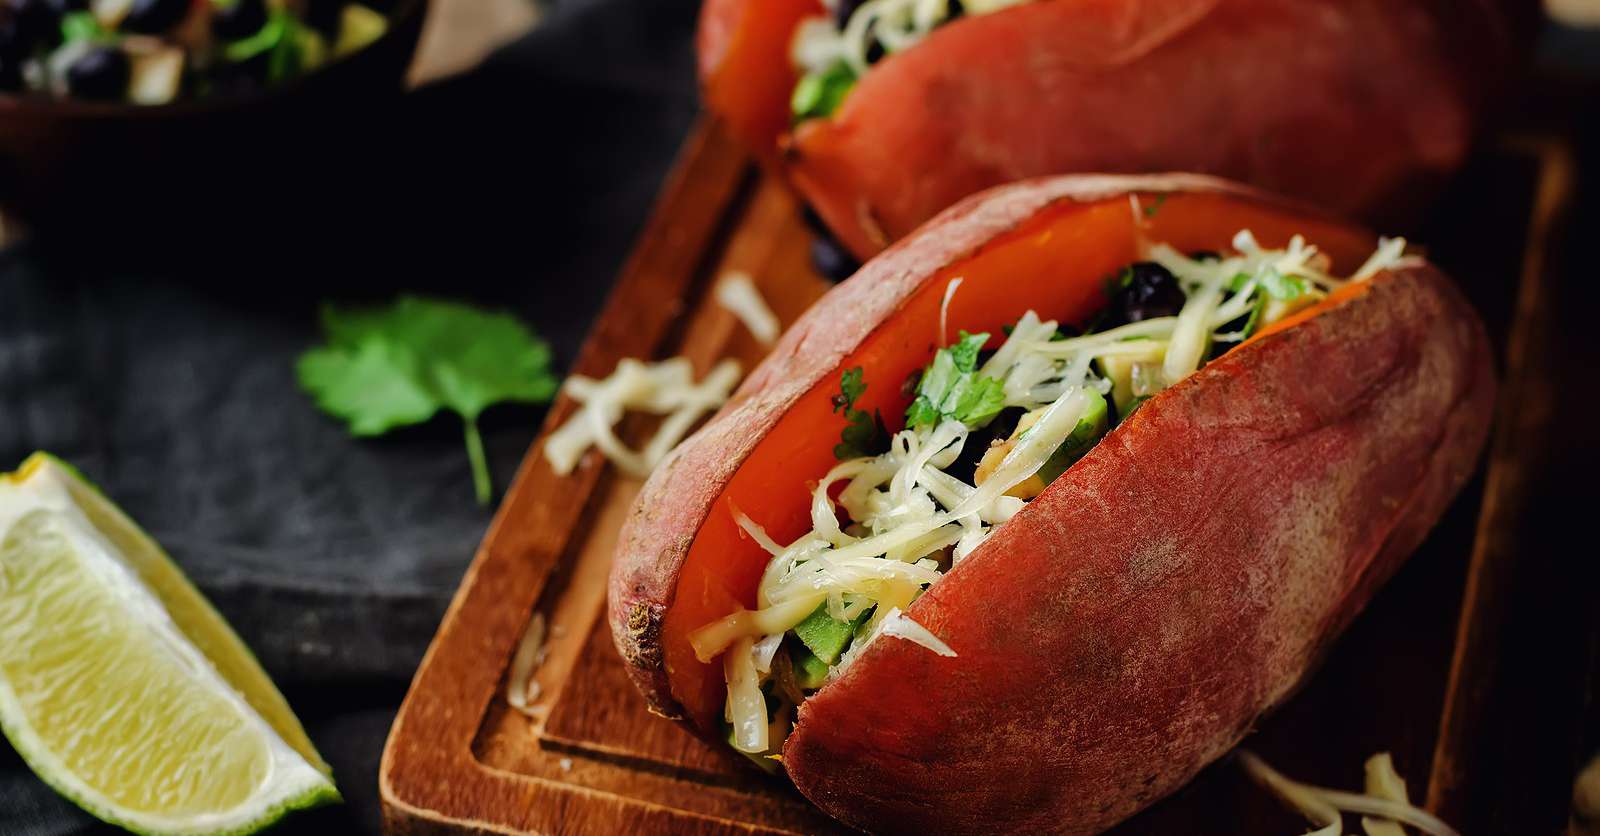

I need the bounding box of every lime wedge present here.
[0,453,338,835]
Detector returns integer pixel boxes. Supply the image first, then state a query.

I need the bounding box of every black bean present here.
[943,407,1024,485]
[66,45,128,100]
[834,0,864,29]
[1112,262,1186,324]
[864,35,883,64]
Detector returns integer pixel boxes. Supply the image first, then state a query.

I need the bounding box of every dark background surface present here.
[0,0,701,832]
[0,1,1596,834]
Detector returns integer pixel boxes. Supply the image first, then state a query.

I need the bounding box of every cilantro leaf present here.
[296,295,559,506]
[947,331,988,373]
[950,375,1007,425]
[832,366,890,460]
[833,367,866,414]
[905,331,1006,429]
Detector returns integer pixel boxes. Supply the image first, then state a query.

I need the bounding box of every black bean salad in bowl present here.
[0,0,392,104]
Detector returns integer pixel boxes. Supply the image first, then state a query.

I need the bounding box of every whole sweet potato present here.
[608,175,1494,833]
[700,0,1533,258]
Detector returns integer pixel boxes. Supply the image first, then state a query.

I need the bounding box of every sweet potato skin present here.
[606,175,1494,833]
[608,173,1297,721]
[782,261,1494,834]
[702,0,1528,258]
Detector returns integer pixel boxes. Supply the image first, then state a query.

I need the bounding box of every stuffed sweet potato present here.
[700,0,1532,259]
[608,174,1493,834]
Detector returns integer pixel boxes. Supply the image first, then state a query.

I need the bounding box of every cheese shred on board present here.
[544,358,741,477]
[689,231,1412,757]
[716,272,782,347]
[1240,750,1461,836]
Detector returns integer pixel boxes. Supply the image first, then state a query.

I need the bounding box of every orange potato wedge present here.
[609,175,1494,833]
[701,0,1534,258]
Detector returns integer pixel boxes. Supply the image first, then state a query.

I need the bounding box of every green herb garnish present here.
[296,295,559,506]
[1228,268,1306,300]
[1142,194,1168,218]
[792,61,857,122]
[905,331,1006,429]
[60,12,110,43]
[832,367,890,460]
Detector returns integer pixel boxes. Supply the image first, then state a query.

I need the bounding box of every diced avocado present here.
[791,61,856,122]
[791,644,831,691]
[335,4,387,58]
[794,604,858,665]
[854,610,876,642]
[1096,340,1167,414]
[295,27,328,71]
[1035,389,1108,485]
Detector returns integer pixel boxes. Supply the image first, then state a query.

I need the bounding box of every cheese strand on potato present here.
[697,231,1411,754]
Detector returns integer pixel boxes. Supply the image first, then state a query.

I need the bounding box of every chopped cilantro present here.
[832,366,890,460]
[1142,194,1168,218]
[905,332,1007,429]
[1239,293,1268,338]
[1228,268,1305,301]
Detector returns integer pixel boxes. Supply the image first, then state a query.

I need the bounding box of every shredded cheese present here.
[506,613,546,717]
[940,278,964,347]
[543,357,740,477]
[715,271,781,347]
[877,607,956,656]
[724,637,768,752]
[1240,751,1461,836]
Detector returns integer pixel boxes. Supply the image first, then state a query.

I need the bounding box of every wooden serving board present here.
[379,120,1581,834]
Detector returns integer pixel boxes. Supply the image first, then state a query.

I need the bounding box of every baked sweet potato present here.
[608,174,1493,833]
[700,0,1532,258]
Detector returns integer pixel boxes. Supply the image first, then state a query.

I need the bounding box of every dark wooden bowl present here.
[0,0,428,235]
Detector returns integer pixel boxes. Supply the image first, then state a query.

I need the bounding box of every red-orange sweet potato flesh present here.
[698,0,822,165]
[700,0,1528,258]
[608,175,1492,832]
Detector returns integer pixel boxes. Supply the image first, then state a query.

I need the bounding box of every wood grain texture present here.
[379,119,1580,835]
